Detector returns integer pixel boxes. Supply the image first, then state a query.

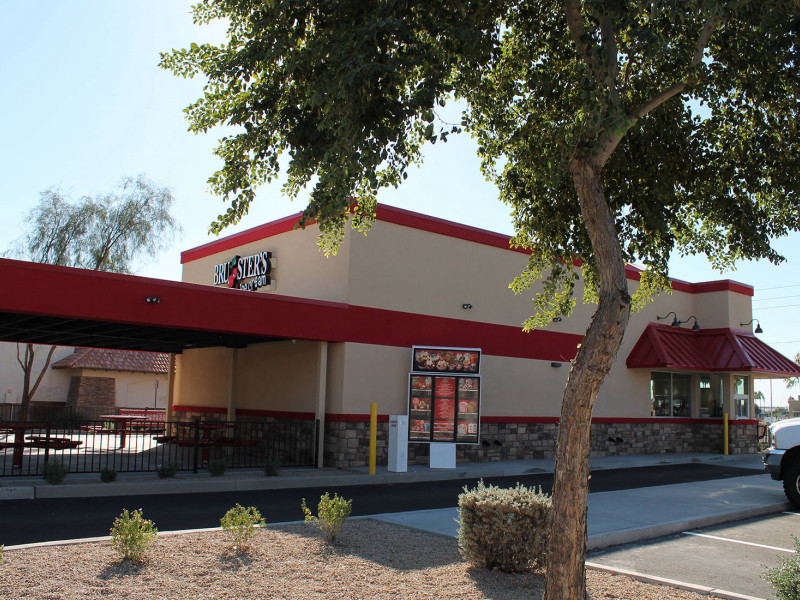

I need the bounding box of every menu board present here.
[433,377,456,440]
[409,375,433,441]
[412,347,481,374]
[407,372,481,444]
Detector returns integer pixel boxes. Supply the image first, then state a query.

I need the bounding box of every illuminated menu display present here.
[408,347,481,445]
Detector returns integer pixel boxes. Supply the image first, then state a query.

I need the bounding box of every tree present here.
[11,175,181,418]
[161,3,800,597]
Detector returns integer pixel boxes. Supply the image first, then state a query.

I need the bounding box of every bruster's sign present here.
[213,251,273,291]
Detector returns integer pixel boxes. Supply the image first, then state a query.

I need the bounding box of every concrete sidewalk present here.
[1,451,787,552]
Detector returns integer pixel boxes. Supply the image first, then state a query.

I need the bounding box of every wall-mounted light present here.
[551,362,562,368]
[657,311,680,327]
[740,318,763,333]
[146,296,161,304]
[552,317,563,323]
[679,315,701,331]
[462,303,473,310]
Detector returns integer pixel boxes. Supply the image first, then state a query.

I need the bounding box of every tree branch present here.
[28,346,57,402]
[564,0,601,79]
[599,15,620,105]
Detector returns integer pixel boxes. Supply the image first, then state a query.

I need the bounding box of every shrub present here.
[457,480,551,573]
[301,492,352,542]
[100,467,118,483]
[0,544,4,563]
[263,457,281,477]
[220,504,264,551]
[208,458,227,477]
[110,509,158,562]
[764,536,800,599]
[41,461,68,485]
[155,462,180,479]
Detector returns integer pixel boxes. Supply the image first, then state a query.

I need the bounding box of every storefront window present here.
[699,374,723,418]
[651,372,692,417]
[734,375,750,418]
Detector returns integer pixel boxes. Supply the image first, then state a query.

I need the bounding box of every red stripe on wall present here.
[324,414,758,425]
[178,205,752,296]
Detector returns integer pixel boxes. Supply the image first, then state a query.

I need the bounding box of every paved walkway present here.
[1,452,786,552]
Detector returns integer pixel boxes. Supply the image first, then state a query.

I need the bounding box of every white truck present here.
[764,417,800,507]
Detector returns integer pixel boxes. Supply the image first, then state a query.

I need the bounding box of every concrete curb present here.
[586,501,791,550]
[586,562,767,600]
[0,486,34,500]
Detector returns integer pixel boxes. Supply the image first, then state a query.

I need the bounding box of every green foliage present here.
[155,462,180,479]
[301,492,352,542]
[457,480,552,572]
[764,535,800,599]
[162,1,800,319]
[41,461,68,485]
[14,175,181,273]
[0,544,4,564]
[110,509,158,562]
[263,457,281,477]
[220,504,265,551]
[100,467,118,483]
[208,458,227,477]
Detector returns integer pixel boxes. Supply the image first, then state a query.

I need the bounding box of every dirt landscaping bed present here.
[0,519,707,599]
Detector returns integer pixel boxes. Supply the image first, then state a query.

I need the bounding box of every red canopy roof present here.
[626,323,800,377]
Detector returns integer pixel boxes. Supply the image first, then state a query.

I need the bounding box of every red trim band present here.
[179,204,751,296]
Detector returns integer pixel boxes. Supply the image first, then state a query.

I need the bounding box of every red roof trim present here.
[627,323,800,376]
[179,205,750,296]
[0,258,582,363]
[180,212,304,264]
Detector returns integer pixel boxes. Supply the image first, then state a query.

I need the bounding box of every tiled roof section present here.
[52,348,170,374]
[626,324,800,376]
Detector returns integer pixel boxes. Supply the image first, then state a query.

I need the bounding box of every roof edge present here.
[178,204,753,296]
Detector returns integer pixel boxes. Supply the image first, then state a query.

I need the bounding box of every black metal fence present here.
[0,418,318,477]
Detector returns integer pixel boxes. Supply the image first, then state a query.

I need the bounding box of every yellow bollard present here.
[723,412,729,455]
[369,403,377,475]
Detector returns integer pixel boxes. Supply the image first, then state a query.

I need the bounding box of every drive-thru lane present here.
[588,511,800,599]
[0,462,761,546]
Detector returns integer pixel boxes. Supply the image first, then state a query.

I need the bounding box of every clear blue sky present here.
[1,1,798,407]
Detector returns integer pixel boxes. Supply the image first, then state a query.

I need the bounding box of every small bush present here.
[263,457,281,477]
[208,458,227,477]
[0,544,4,563]
[301,492,352,542]
[100,467,118,483]
[155,462,180,479]
[110,509,158,562]
[41,461,68,485]
[457,480,551,573]
[220,504,264,551]
[764,535,800,599]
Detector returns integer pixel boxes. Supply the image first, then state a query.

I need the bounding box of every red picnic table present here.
[0,422,47,470]
[99,414,149,449]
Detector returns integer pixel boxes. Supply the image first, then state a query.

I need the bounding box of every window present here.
[699,374,723,418]
[651,372,692,417]
[734,375,750,418]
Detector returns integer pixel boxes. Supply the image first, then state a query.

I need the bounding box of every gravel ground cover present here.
[0,519,707,599]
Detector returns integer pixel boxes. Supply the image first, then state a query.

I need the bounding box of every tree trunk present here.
[17,343,57,421]
[543,158,632,600]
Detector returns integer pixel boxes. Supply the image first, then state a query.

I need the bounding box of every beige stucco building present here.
[172,205,797,468]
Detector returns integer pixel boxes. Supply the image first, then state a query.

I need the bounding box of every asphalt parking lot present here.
[588,511,800,599]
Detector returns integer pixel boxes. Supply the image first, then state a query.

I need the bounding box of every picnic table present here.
[98,414,149,449]
[0,422,47,470]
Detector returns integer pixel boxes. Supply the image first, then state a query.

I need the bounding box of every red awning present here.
[626,323,800,377]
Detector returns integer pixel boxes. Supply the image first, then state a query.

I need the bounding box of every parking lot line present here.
[682,531,796,553]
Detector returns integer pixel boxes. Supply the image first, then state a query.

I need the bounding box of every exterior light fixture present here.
[740,318,763,333]
[551,362,562,368]
[146,296,161,304]
[679,315,701,331]
[462,303,473,310]
[657,311,680,327]
[552,317,563,322]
